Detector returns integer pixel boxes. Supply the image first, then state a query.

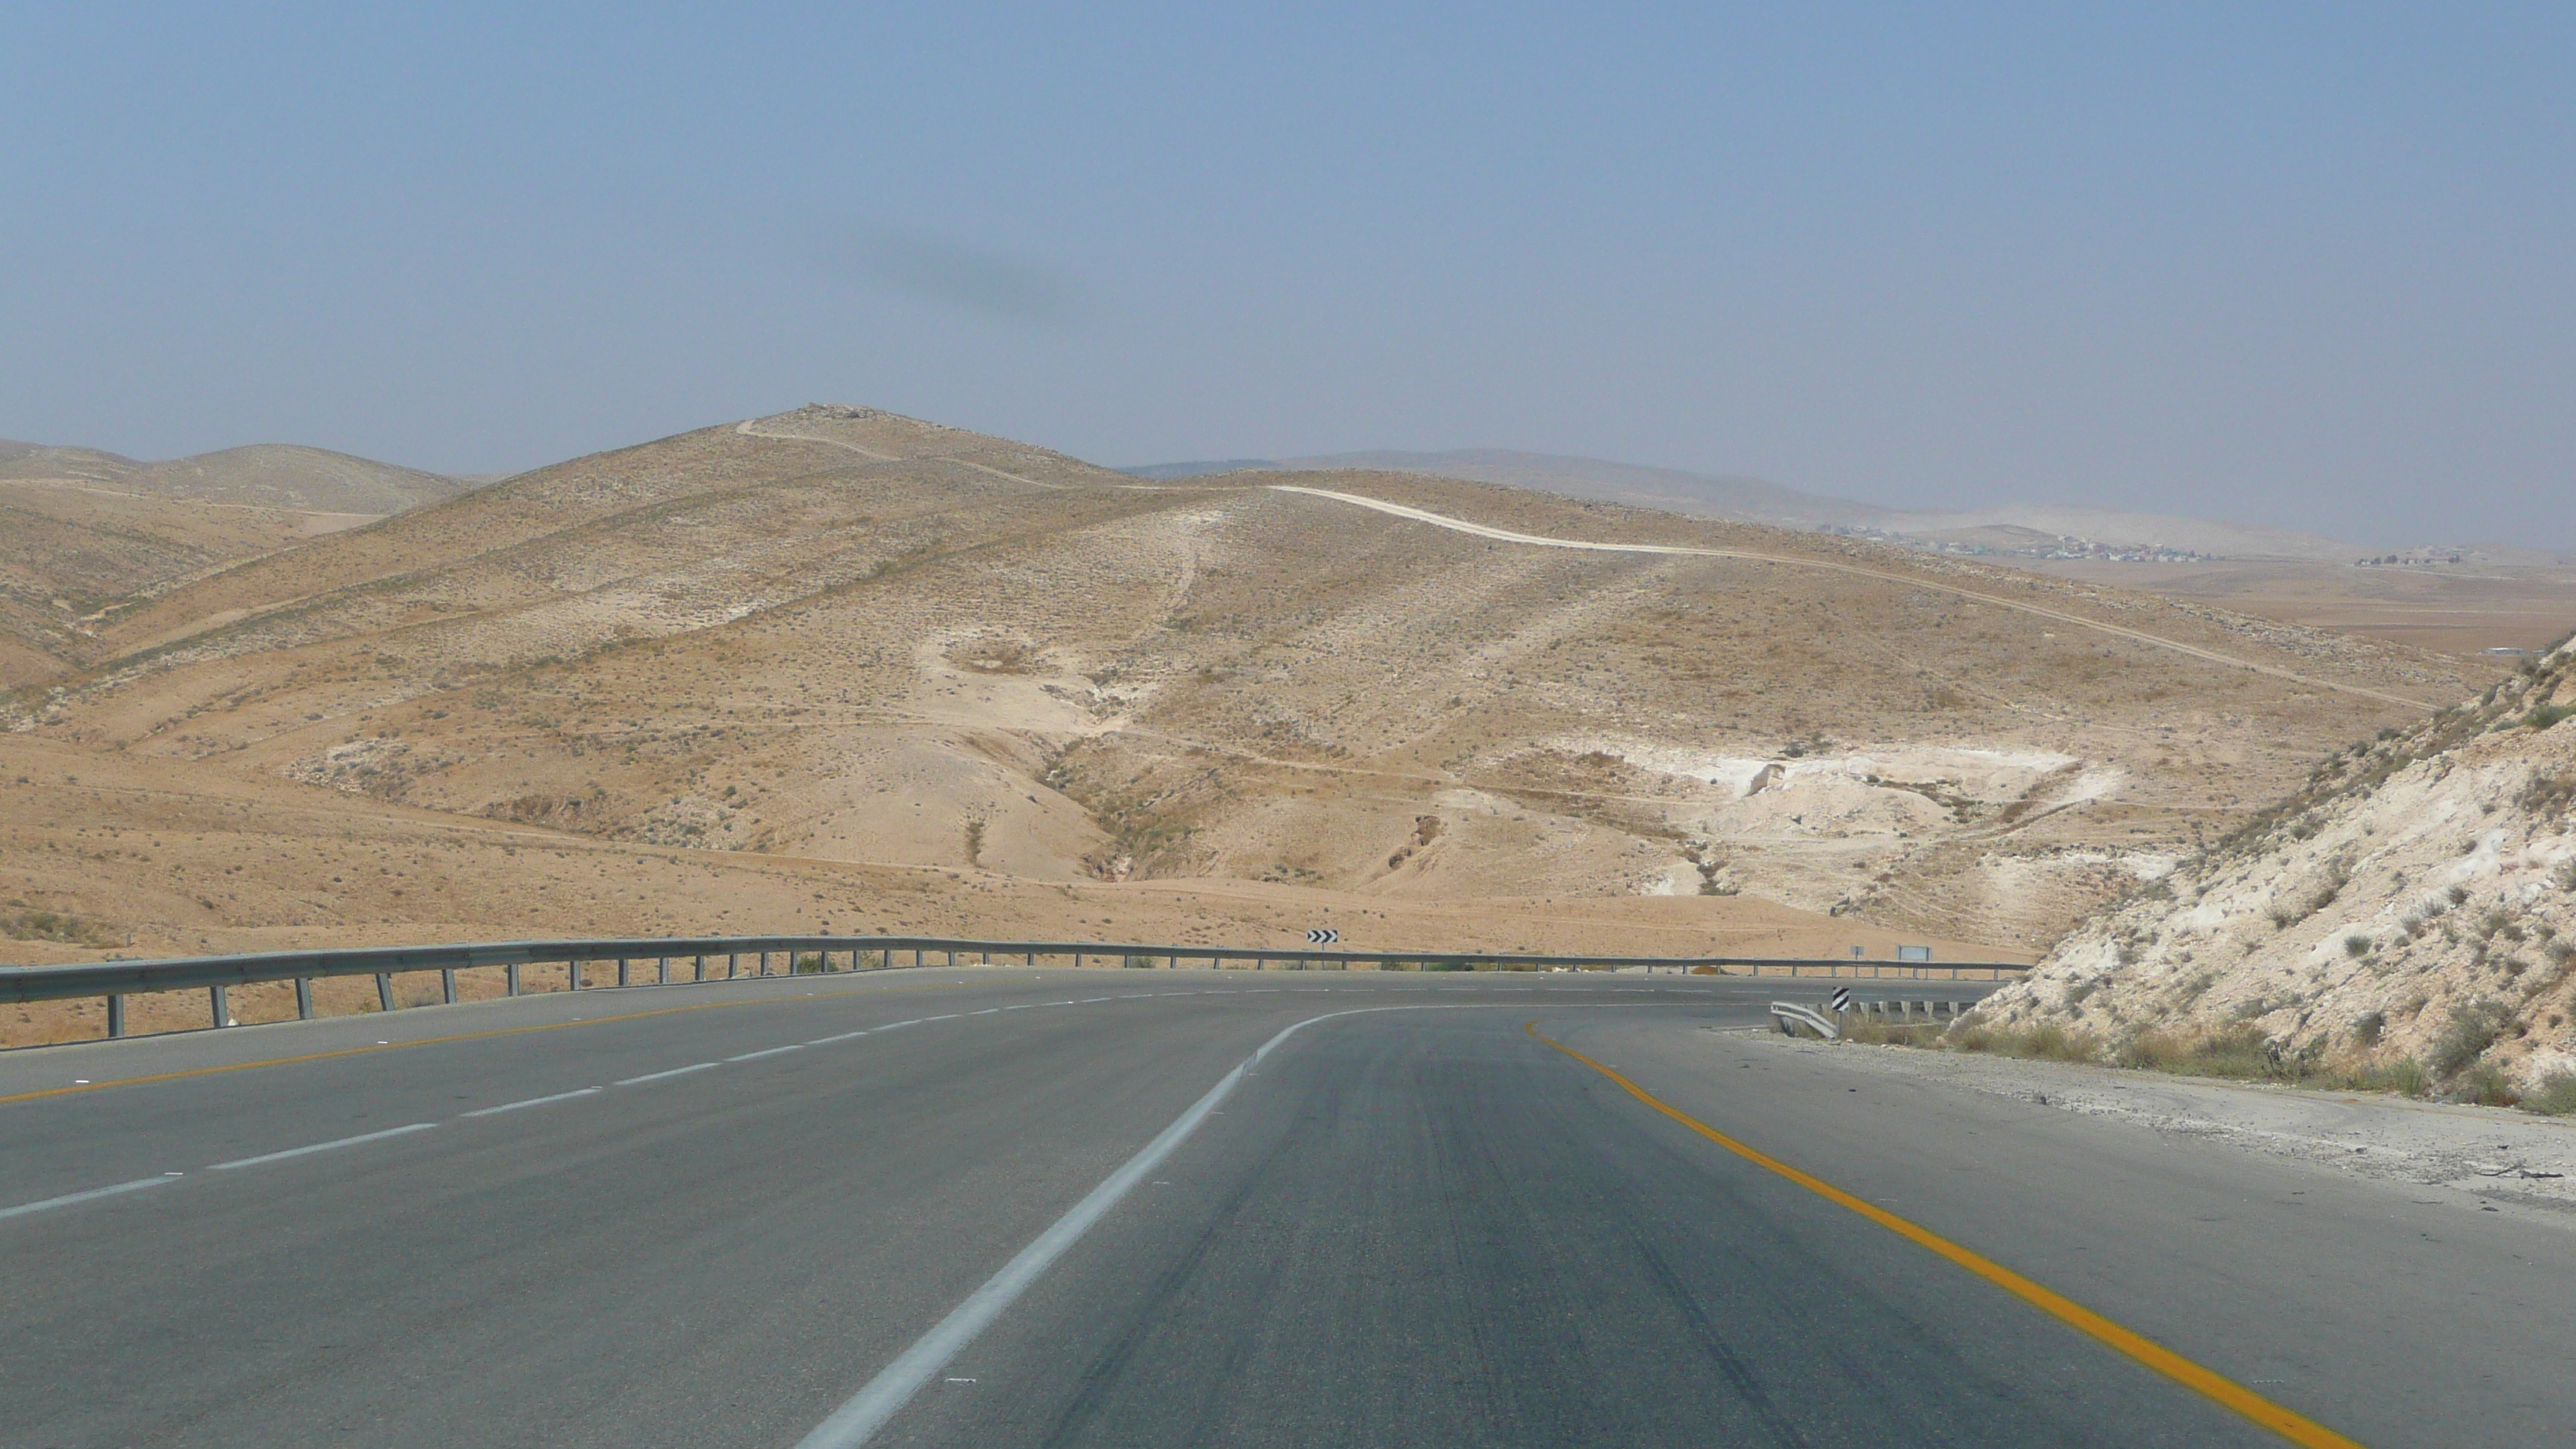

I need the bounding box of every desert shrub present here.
[2115,1025,2278,1080]
[2343,933,2372,957]
[2523,1072,2576,1116]
[2303,861,2352,917]
[1423,957,1471,971]
[2351,1010,2385,1047]
[791,952,828,974]
[2360,1057,2432,1098]
[0,908,118,946]
[2113,1025,2429,1097]
[2454,1060,2522,1108]
[2517,769,2576,823]
[1123,954,1158,968]
[2427,999,2513,1076]
[1951,1020,2097,1063]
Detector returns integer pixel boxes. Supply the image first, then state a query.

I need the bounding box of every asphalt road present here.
[2,968,2564,1447]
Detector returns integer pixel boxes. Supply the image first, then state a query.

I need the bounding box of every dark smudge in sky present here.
[834,228,1077,327]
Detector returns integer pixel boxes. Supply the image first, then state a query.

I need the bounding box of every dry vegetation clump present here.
[1,902,119,947]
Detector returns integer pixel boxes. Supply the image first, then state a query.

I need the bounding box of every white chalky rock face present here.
[1973,639,2576,1094]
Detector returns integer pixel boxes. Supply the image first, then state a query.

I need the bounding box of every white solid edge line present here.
[615,1062,720,1086]
[461,1087,602,1118]
[807,1030,872,1045]
[0,1174,183,1221]
[209,1122,438,1171]
[728,1045,807,1062]
[793,1005,1440,1449]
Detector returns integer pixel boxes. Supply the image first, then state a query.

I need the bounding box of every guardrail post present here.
[618,957,629,987]
[296,977,314,1019]
[211,985,228,1028]
[441,968,457,1005]
[568,960,582,992]
[657,956,670,985]
[506,963,520,997]
[375,973,395,1012]
[106,994,125,1038]
[727,953,738,979]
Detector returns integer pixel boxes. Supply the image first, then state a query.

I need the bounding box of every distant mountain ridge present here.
[0,438,470,516]
[1125,447,2370,562]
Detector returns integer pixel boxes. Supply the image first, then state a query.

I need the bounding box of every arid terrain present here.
[0,439,477,688]
[1968,639,2576,1101]
[1152,447,2576,656]
[2024,557,2576,656]
[2,405,2511,1043]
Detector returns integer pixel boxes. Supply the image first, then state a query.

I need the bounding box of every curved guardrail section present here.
[1769,1002,1841,1039]
[1,934,2028,1044]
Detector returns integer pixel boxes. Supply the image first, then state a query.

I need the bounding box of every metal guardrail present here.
[1769,1002,1841,1039]
[0,935,2031,1043]
[1772,996,1983,1040]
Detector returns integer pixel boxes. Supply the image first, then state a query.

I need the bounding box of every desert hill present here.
[0,401,2491,1025]
[1964,638,2576,1101]
[0,438,470,515]
[1136,447,2365,562]
[0,437,478,690]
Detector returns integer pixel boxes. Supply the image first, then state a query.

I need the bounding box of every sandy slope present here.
[0,405,2492,1027]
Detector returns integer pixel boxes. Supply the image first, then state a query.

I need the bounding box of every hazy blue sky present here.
[5,4,2570,546]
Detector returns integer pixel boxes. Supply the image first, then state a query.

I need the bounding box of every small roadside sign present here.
[1830,987,1852,1012]
[1307,928,1340,945]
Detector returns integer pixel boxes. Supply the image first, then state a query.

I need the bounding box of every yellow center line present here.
[0,978,1015,1109]
[1523,1020,2368,1449]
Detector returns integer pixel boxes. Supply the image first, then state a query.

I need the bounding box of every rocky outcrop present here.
[1964,637,2576,1100]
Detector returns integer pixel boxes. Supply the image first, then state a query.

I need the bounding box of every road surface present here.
[2,968,2561,1447]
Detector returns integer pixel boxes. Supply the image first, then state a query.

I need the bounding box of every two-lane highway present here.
[3,968,2566,1446]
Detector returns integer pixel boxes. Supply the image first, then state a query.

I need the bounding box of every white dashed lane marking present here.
[462,1087,602,1118]
[209,1122,438,1171]
[615,1062,720,1087]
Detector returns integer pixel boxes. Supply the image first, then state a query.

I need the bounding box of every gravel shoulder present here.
[1749,1030,2576,1222]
